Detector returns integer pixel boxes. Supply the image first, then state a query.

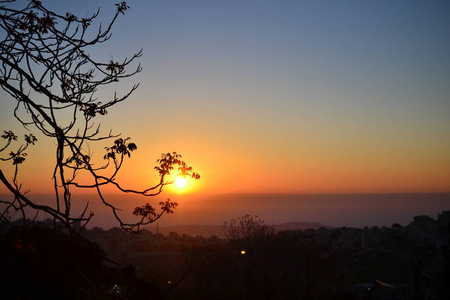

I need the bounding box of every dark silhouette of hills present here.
[275,221,332,231]
[150,221,330,237]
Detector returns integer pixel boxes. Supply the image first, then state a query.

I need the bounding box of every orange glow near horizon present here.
[0,140,448,196]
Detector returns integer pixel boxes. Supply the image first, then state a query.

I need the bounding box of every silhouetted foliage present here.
[175,218,335,300]
[0,0,199,233]
[222,214,276,251]
[0,223,164,299]
[61,211,448,299]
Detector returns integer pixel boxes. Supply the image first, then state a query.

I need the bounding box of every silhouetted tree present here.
[220,215,303,299]
[0,0,199,233]
[222,214,276,251]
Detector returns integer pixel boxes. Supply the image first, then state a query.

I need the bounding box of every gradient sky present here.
[1,0,449,196]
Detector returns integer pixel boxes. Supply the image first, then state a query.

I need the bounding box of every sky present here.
[1,0,449,198]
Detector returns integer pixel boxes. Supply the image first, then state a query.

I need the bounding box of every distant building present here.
[362,226,389,249]
[437,211,450,231]
[408,215,441,248]
[436,211,450,248]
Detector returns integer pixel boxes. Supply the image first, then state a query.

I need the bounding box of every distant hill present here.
[275,222,332,231]
[4,193,448,229]
[149,221,330,238]
[152,224,223,237]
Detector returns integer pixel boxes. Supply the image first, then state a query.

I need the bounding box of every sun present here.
[175,177,186,188]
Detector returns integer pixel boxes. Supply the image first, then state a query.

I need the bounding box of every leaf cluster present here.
[133,199,178,223]
[103,137,137,160]
[155,152,200,180]
[18,7,57,34]
[1,130,37,165]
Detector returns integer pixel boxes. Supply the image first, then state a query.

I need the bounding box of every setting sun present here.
[175,177,186,188]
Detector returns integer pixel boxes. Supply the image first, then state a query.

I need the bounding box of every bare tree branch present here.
[0,0,200,233]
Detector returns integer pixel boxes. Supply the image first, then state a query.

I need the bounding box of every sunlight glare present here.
[175,177,186,188]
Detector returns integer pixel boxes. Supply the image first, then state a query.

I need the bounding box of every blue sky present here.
[1,0,449,194]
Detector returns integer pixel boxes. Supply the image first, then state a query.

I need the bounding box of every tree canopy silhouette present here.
[0,0,199,233]
[222,214,276,251]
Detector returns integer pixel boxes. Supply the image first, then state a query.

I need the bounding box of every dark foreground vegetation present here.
[1,213,449,300]
[0,224,163,299]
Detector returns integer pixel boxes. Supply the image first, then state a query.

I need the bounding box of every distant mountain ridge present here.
[2,193,448,229]
[275,222,332,231]
[149,221,330,237]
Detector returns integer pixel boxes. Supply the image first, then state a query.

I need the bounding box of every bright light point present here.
[175,177,186,188]
[241,250,246,255]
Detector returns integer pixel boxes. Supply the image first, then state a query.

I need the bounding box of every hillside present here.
[148,221,330,237]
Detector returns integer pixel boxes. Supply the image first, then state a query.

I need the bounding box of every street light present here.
[241,250,246,299]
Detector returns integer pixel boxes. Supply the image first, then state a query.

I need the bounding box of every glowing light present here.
[241,250,246,255]
[175,177,186,188]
